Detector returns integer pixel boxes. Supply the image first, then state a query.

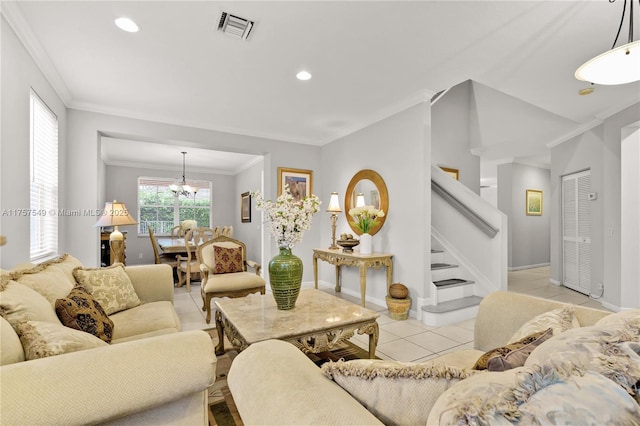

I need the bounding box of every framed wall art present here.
[277,167,313,202]
[526,189,543,216]
[440,166,459,180]
[241,192,251,223]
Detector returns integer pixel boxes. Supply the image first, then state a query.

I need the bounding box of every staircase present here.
[422,243,483,326]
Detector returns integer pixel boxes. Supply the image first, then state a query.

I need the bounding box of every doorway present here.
[561,169,591,295]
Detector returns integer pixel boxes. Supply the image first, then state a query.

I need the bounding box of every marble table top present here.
[214,288,379,344]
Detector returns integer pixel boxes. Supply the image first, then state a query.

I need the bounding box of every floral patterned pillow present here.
[509,306,579,343]
[213,246,244,274]
[73,264,141,315]
[55,286,114,343]
[473,328,552,371]
[13,320,107,360]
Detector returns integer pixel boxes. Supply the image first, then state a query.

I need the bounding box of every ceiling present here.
[4,1,639,174]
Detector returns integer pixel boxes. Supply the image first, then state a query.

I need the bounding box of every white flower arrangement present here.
[348,205,385,234]
[252,186,321,249]
[180,219,197,235]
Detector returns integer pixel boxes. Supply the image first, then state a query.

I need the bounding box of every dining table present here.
[156,237,196,255]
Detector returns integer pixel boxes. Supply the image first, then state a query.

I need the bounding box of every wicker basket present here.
[385,296,411,320]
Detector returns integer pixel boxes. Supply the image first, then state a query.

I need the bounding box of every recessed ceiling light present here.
[115,17,139,33]
[296,71,312,81]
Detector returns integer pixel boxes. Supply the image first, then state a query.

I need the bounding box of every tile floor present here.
[173,266,610,362]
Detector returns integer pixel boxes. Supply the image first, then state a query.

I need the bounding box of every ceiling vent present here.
[218,12,254,40]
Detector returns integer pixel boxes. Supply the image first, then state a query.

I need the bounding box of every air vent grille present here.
[218,12,254,40]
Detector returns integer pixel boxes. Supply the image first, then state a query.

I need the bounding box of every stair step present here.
[431,263,458,270]
[421,296,483,314]
[433,278,475,289]
[431,249,444,254]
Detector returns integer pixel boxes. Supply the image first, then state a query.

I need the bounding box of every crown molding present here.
[1,1,72,105]
[103,159,237,176]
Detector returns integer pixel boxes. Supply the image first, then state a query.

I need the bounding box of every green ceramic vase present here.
[268,247,303,310]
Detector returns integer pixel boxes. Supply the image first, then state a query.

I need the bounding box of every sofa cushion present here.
[13,320,108,360]
[595,308,640,329]
[55,286,114,343]
[526,322,640,402]
[428,363,640,425]
[213,245,244,274]
[473,328,552,371]
[73,264,141,315]
[321,358,479,426]
[509,306,579,343]
[0,278,61,325]
[110,301,180,343]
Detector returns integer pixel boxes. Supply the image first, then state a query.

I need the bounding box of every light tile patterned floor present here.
[173,266,610,361]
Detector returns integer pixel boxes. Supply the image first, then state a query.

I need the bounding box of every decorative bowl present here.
[337,239,359,252]
[389,283,409,299]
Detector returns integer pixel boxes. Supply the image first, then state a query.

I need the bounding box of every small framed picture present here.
[241,192,251,223]
[277,167,313,202]
[526,189,543,216]
[440,166,459,180]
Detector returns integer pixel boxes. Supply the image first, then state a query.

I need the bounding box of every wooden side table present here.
[313,248,393,307]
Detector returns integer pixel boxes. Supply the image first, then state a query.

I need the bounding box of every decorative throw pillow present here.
[0,278,61,325]
[73,264,141,315]
[509,306,579,343]
[526,323,640,402]
[13,320,107,360]
[213,245,244,274]
[321,359,480,426]
[55,286,114,343]
[427,363,640,425]
[596,309,640,329]
[473,328,553,371]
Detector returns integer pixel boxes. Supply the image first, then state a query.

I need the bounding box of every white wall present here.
[620,126,640,310]
[497,163,550,270]
[550,102,640,310]
[104,164,236,266]
[432,80,480,194]
[320,102,431,310]
[1,17,68,268]
[233,159,264,264]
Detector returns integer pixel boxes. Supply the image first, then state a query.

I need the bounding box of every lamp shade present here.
[94,201,138,228]
[355,193,365,207]
[326,192,342,212]
[575,40,640,85]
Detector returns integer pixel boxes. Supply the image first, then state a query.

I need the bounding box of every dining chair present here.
[197,235,265,324]
[221,225,233,237]
[176,227,216,292]
[170,225,183,237]
[148,228,179,273]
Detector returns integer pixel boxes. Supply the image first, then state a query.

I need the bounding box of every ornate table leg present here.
[386,260,393,294]
[358,322,379,358]
[359,263,367,307]
[313,253,319,289]
[335,265,341,292]
[214,310,225,356]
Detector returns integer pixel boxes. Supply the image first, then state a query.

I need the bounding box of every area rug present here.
[204,329,378,426]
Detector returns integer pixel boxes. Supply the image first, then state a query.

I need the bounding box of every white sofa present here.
[228,291,640,425]
[0,254,216,425]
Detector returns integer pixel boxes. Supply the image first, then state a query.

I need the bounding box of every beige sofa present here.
[0,254,216,425]
[228,291,640,425]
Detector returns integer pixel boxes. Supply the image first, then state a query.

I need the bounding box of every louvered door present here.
[562,170,591,294]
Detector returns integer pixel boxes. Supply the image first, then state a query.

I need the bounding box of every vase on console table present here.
[359,233,372,255]
[268,246,303,310]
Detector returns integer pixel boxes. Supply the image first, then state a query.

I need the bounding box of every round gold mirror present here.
[344,169,389,236]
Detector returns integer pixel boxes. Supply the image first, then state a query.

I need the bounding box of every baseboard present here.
[549,278,561,286]
[508,263,550,271]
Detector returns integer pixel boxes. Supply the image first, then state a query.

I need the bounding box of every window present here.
[30,90,59,261]
[138,177,212,235]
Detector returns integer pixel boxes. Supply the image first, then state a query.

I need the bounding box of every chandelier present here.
[575,0,640,85]
[170,152,198,198]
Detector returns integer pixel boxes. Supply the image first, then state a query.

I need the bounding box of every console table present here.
[313,248,393,307]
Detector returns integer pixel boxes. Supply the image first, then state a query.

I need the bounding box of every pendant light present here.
[575,0,640,85]
[170,152,198,198]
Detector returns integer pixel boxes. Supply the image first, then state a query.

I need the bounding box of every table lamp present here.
[356,193,365,207]
[94,200,138,264]
[326,192,342,249]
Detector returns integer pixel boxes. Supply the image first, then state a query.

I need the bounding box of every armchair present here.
[197,235,266,324]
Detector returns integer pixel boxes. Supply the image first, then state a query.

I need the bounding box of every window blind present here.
[30,90,58,262]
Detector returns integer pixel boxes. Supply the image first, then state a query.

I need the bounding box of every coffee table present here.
[214,289,379,358]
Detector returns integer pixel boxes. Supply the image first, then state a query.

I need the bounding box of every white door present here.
[562,170,591,294]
